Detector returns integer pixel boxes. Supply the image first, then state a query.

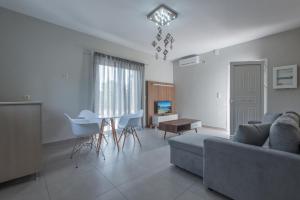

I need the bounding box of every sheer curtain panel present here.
[93,52,145,117]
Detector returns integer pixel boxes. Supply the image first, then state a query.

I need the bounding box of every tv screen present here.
[155,101,172,114]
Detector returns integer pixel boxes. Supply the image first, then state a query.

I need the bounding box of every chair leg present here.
[95,134,105,160]
[122,130,128,150]
[97,133,104,157]
[70,137,84,168]
[97,119,105,156]
[70,138,80,159]
[110,118,120,152]
[133,127,142,147]
[103,134,109,144]
[96,135,100,154]
[99,147,106,160]
[130,127,136,141]
[71,136,105,167]
[75,144,82,168]
[112,129,120,152]
[118,129,125,143]
[90,136,94,150]
[70,141,77,159]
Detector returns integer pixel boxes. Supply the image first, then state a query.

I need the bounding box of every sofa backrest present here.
[262,112,282,124]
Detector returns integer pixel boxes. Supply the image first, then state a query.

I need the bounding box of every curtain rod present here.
[83,49,149,66]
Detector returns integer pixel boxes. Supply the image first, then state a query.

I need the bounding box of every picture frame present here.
[273,65,298,89]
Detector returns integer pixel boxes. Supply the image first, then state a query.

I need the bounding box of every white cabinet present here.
[152,114,178,127]
[0,102,42,183]
[191,121,202,129]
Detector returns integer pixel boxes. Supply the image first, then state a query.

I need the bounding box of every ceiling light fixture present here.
[147,4,177,26]
[147,5,177,60]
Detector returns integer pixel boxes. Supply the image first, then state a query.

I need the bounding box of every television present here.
[155,100,172,114]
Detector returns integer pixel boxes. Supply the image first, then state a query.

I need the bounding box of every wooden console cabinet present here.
[146,81,176,127]
[0,102,42,183]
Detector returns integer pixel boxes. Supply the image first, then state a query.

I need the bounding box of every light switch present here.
[23,95,31,101]
[62,73,70,80]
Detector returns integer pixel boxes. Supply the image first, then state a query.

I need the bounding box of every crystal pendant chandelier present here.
[147,5,177,60]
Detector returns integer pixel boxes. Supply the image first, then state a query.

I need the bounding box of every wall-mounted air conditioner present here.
[179,55,200,67]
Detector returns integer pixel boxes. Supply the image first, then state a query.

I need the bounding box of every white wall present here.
[0,8,173,143]
[174,27,300,129]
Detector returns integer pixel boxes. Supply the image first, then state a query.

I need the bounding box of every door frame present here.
[229,60,268,134]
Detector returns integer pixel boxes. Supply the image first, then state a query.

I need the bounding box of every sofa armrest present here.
[203,137,300,200]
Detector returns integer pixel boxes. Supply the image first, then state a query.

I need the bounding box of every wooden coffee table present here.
[158,118,202,139]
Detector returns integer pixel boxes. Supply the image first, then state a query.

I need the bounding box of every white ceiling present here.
[1,0,300,60]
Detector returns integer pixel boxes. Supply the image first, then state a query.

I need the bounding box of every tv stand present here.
[152,113,178,128]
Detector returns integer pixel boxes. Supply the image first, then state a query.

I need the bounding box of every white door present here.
[230,61,265,134]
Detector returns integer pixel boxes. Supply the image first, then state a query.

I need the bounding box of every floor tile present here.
[131,146,171,170]
[117,165,196,200]
[98,158,151,186]
[95,188,127,200]
[0,177,49,200]
[118,176,185,200]
[176,190,204,200]
[44,158,114,200]
[187,181,228,200]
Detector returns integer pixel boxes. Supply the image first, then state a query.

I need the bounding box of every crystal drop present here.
[156,46,162,52]
[163,49,168,55]
[158,26,162,34]
[152,41,157,47]
[166,33,171,39]
[156,34,162,41]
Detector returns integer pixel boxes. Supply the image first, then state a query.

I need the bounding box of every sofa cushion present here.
[232,124,270,146]
[285,111,300,125]
[168,133,213,155]
[269,113,300,153]
[262,112,282,124]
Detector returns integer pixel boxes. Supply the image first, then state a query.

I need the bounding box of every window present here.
[93,53,144,118]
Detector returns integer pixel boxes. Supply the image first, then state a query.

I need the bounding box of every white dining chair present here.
[78,110,109,144]
[117,110,143,149]
[78,110,98,122]
[64,113,105,168]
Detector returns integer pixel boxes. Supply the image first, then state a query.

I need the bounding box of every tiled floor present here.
[0,128,230,200]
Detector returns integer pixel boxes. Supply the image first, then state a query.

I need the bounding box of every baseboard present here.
[43,137,76,147]
[202,125,227,131]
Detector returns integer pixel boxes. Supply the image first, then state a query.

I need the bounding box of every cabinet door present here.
[0,104,41,183]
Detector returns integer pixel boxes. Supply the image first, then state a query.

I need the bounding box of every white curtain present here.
[93,52,145,117]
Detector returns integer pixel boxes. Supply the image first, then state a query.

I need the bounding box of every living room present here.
[1,1,300,200]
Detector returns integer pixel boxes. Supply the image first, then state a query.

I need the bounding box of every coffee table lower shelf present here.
[158,118,202,140]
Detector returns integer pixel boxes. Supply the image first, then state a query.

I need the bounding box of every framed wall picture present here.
[273,65,298,89]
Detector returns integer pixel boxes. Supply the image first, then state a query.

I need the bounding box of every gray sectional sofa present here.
[168,133,211,177]
[169,112,300,200]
